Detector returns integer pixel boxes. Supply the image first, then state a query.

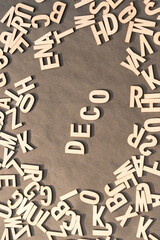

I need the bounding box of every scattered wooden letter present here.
[80,190,100,204]
[106,193,128,212]
[116,205,138,227]
[136,216,153,239]
[93,205,105,227]
[32,15,50,28]
[50,1,66,24]
[60,189,79,201]
[51,201,70,221]
[17,130,34,153]
[65,141,85,154]
[91,21,109,45]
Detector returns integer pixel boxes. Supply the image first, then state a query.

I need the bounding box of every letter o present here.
[89,90,110,103]
[20,94,35,113]
[80,190,100,204]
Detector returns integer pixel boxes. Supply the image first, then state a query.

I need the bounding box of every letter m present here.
[113,160,135,179]
[0,132,17,150]
[133,18,156,36]
[75,15,95,30]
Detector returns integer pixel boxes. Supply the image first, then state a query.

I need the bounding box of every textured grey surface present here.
[0,0,160,239]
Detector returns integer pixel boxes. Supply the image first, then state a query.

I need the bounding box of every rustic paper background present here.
[0,0,160,239]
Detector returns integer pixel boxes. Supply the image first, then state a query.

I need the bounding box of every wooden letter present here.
[125,18,156,43]
[23,169,43,182]
[11,225,31,239]
[89,90,110,103]
[116,205,138,227]
[0,203,12,218]
[141,65,160,90]
[6,159,24,176]
[15,3,34,20]
[51,201,70,221]
[89,1,110,15]
[4,216,23,228]
[114,159,135,179]
[0,132,17,150]
[0,6,15,27]
[104,183,126,197]
[0,73,7,87]
[80,190,100,204]
[75,0,93,9]
[145,1,160,19]
[92,223,112,236]
[130,86,143,108]
[34,32,54,45]
[2,147,15,168]
[132,155,144,177]
[50,1,66,24]
[5,89,23,106]
[62,210,77,231]
[17,130,33,153]
[93,205,105,227]
[136,216,153,239]
[103,13,118,36]
[39,54,60,70]
[144,161,160,177]
[20,94,35,113]
[7,190,23,209]
[9,37,30,54]
[16,197,34,219]
[65,141,85,154]
[35,0,46,2]
[140,34,154,57]
[60,189,78,201]
[139,135,157,156]
[136,190,148,212]
[127,124,145,148]
[106,193,128,212]
[24,182,40,200]
[144,118,160,132]
[137,183,152,204]
[75,15,95,30]
[141,93,160,112]
[148,234,159,240]
[6,107,23,130]
[151,194,160,208]
[1,229,9,240]
[36,211,50,233]
[119,2,137,24]
[14,76,35,95]
[47,225,67,239]
[11,16,31,34]
[34,45,53,59]
[80,106,100,120]
[0,31,12,53]
[40,186,52,206]
[54,28,74,44]
[0,97,11,110]
[106,0,123,9]
[91,21,109,45]
[32,15,50,28]
[153,32,160,46]
[114,173,138,189]
[71,215,83,236]
[0,49,9,69]
[70,123,91,138]
[27,207,45,225]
